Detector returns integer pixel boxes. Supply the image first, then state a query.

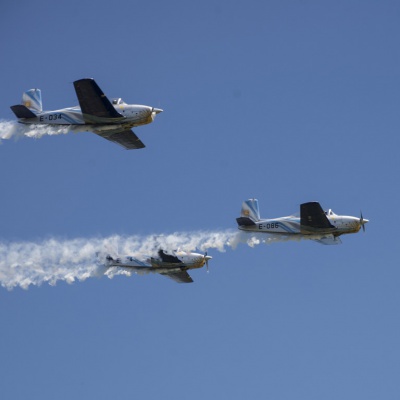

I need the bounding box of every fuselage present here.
[150,251,211,270]
[16,98,162,130]
[108,250,211,272]
[238,210,364,237]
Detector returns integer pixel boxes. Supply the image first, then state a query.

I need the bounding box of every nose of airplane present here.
[153,108,163,114]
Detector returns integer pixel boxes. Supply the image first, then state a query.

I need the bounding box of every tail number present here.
[48,114,62,121]
[39,114,62,122]
[259,223,279,230]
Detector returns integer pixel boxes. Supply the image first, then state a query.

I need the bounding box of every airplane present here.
[105,249,212,283]
[236,199,369,244]
[10,78,163,149]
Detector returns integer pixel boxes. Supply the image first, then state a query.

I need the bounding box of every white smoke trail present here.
[0,120,72,142]
[0,231,236,290]
[0,230,326,290]
[236,231,327,247]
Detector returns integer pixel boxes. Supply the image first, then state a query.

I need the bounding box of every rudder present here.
[236,199,261,227]
[22,89,42,112]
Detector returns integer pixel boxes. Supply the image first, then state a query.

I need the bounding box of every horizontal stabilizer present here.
[236,216,256,226]
[73,78,123,120]
[10,105,37,119]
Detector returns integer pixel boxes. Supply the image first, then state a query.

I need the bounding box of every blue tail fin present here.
[241,199,261,221]
[22,89,42,112]
[236,199,261,227]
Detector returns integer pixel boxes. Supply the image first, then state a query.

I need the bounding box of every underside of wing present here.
[73,78,123,121]
[161,270,194,284]
[93,129,145,150]
[300,202,335,231]
[313,235,342,245]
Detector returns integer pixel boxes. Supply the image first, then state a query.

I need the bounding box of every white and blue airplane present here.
[106,249,212,283]
[236,199,368,244]
[10,78,162,149]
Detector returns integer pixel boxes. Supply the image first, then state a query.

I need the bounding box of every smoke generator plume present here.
[0,231,237,290]
[0,229,321,290]
[0,120,72,142]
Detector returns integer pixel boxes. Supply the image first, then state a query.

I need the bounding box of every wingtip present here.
[73,78,95,85]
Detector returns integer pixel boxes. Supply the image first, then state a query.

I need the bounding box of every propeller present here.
[204,252,212,273]
[151,107,163,115]
[360,211,367,232]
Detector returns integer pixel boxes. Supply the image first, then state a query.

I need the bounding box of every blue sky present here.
[1,0,400,398]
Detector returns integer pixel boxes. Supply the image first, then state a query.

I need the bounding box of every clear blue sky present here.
[1,1,400,398]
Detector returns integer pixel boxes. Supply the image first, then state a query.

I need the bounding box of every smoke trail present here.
[0,231,236,290]
[0,120,72,142]
[236,231,328,247]
[0,229,326,289]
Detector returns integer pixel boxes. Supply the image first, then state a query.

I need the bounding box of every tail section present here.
[236,199,261,227]
[22,89,42,112]
[10,105,37,119]
[10,88,42,119]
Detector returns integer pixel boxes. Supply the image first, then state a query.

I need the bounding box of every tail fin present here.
[22,89,42,112]
[236,199,261,227]
[10,88,42,119]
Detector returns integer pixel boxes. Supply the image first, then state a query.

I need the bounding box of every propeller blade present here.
[204,252,209,273]
[360,211,366,232]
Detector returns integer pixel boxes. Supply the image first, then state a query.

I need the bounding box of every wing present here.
[161,270,194,284]
[313,235,342,245]
[94,128,145,150]
[73,78,123,121]
[300,202,334,230]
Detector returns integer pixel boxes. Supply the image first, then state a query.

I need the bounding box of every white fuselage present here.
[108,251,211,272]
[150,251,210,270]
[239,210,364,237]
[16,100,161,132]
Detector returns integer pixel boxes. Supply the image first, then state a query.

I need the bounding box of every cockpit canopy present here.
[111,98,126,105]
[325,209,335,216]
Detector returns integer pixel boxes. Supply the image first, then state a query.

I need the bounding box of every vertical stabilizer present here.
[22,89,42,112]
[241,199,261,221]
